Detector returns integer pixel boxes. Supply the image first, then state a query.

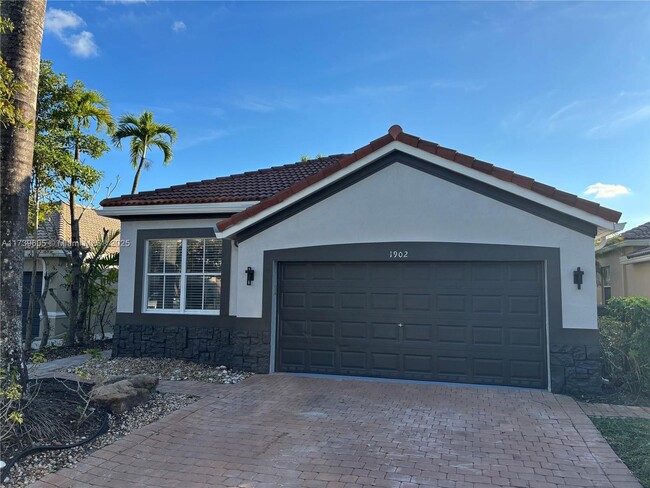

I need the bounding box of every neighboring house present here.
[99,125,622,393]
[22,201,120,342]
[596,221,650,304]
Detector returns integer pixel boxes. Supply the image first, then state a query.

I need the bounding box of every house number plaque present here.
[388,250,409,258]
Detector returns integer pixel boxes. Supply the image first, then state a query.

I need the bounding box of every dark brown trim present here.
[236,151,597,242]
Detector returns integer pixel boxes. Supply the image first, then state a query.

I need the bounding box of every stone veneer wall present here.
[113,324,271,373]
[550,344,602,393]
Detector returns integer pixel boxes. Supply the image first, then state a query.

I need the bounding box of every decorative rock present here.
[90,374,158,414]
[129,374,159,391]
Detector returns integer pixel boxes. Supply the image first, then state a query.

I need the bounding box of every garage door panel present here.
[279,320,306,338]
[508,295,541,310]
[472,327,504,345]
[311,321,336,338]
[277,261,547,388]
[340,351,368,370]
[310,350,336,368]
[370,352,400,372]
[437,324,469,344]
[509,327,542,347]
[371,293,399,310]
[402,293,431,311]
[371,322,400,340]
[436,294,467,312]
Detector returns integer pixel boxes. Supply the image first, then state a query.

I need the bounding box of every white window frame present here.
[143,238,221,315]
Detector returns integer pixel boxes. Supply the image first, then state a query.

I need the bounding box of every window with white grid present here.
[145,238,222,313]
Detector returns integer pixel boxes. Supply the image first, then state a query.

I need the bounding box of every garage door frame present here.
[264,242,561,390]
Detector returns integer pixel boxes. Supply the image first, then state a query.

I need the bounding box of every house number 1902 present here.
[389,250,409,258]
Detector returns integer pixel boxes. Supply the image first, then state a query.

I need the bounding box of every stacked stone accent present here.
[550,344,602,393]
[113,324,271,373]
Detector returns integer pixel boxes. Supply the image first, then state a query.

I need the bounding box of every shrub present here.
[600,297,650,394]
[0,369,24,445]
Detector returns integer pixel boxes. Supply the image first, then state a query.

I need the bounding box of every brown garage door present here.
[276,261,547,388]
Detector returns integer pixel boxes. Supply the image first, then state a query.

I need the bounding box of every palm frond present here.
[150,137,173,164]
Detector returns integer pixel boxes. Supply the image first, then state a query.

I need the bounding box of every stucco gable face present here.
[233,161,598,331]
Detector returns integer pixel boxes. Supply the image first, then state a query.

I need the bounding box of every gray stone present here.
[91,380,141,414]
[129,374,159,391]
[91,374,158,414]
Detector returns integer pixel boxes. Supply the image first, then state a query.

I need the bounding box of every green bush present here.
[600,297,650,395]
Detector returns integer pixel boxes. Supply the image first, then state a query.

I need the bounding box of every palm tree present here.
[112,111,177,194]
[64,82,114,346]
[0,1,47,383]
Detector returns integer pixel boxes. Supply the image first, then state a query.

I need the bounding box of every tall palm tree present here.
[0,0,47,383]
[64,82,114,346]
[112,111,177,194]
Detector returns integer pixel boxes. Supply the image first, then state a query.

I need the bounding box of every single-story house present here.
[596,221,650,304]
[99,125,622,393]
[23,201,120,342]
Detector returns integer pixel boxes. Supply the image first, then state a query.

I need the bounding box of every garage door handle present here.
[398,323,403,328]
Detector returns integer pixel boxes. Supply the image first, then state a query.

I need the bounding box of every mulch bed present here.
[2,378,106,465]
[25,339,113,362]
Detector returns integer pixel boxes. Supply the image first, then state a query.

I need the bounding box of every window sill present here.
[143,309,221,316]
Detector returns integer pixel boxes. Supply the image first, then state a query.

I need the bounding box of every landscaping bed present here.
[0,385,196,487]
[25,339,113,362]
[571,390,650,408]
[1,357,251,487]
[73,356,254,383]
[591,417,650,488]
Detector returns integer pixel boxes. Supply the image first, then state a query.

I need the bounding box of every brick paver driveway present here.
[31,375,640,488]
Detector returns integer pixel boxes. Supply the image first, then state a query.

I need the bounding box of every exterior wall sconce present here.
[573,267,584,290]
[245,267,255,286]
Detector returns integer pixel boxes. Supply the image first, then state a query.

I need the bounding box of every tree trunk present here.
[131,148,147,194]
[24,178,41,351]
[68,172,83,346]
[38,272,53,350]
[0,0,47,385]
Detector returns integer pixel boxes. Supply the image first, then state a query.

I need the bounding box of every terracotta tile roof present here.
[100,126,621,229]
[620,221,650,240]
[215,125,622,232]
[35,202,120,250]
[100,155,348,207]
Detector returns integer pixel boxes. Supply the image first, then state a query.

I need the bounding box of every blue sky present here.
[42,1,649,228]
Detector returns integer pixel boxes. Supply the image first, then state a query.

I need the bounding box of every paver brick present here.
[23,375,642,488]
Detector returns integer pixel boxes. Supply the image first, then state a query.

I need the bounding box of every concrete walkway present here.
[28,374,641,488]
[29,350,111,379]
[579,401,650,419]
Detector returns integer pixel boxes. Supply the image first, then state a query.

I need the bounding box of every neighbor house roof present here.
[620,221,650,240]
[100,125,622,228]
[35,202,120,249]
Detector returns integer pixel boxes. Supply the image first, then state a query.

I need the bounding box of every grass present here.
[591,417,650,487]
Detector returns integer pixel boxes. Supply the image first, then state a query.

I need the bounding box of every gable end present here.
[235,150,598,243]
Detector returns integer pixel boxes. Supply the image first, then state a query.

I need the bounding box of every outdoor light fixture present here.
[573,267,584,290]
[245,267,255,286]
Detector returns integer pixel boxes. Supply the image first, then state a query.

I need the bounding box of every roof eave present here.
[217,140,620,239]
[98,201,260,218]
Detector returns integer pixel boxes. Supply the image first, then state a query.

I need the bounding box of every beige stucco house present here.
[22,202,120,343]
[596,221,650,304]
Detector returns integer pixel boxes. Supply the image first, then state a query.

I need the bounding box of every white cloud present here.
[172,20,186,32]
[584,183,631,199]
[45,9,84,36]
[66,32,99,58]
[45,9,98,58]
